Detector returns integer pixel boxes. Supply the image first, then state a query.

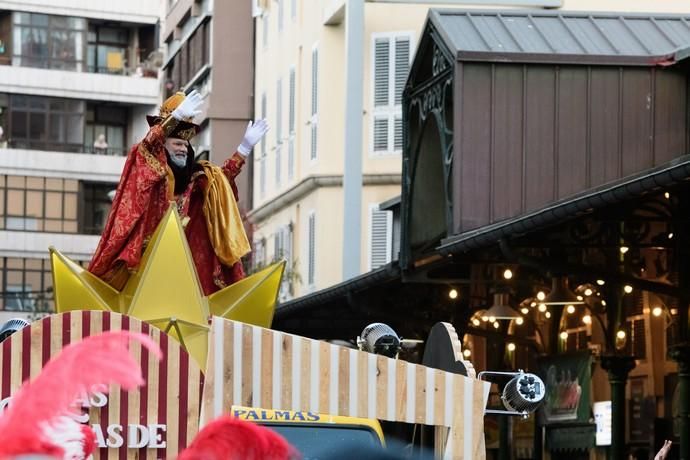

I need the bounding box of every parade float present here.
[0,206,541,459]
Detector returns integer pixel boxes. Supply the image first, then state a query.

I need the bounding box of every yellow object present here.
[159,91,187,119]
[199,161,251,267]
[231,405,385,445]
[106,51,123,70]
[50,205,284,369]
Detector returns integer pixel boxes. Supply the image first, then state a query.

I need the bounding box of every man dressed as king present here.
[88,89,269,295]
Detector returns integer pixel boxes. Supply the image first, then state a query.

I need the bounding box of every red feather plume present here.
[0,330,162,459]
[177,416,299,460]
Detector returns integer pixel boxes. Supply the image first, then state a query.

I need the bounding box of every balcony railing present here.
[5,140,128,157]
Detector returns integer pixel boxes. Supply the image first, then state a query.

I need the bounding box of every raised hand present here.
[238,119,270,156]
[172,90,203,121]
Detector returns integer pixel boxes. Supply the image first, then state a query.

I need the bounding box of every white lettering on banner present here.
[0,388,167,449]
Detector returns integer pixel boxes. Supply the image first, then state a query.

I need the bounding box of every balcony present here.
[0,0,161,24]
[0,65,159,106]
[0,148,125,182]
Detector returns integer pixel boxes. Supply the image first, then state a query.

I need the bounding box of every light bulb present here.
[538,303,547,312]
[515,317,524,325]
[652,307,663,317]
[481,316,489,322]
[664,192,670,199]
[566,305,575,314]
[472,318,481,326]
[521,308,529,315]
[507,343,516,352]
[584,288,593,296]
[463,349,471,358]
[503,269,513,280]
[582,315,592,325]
[493,322,500,329]
[601,300,607,306]
[668,233,674,239]
[624,285,633,294]
[577,295,584,301]
[530,301,537,307]
[620,246,629,254]
[488,316,496,323]
[448,289,458,299]
[537,291,546,301]
[596,279,605,285]
[617,330,626,340]
[560,331,568,340]
[545,311,552,319]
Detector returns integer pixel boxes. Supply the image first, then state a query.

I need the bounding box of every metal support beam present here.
[342,0,364,280]
[601,355,636,460]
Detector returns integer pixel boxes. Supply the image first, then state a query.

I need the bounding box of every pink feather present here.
[0,330,162,458]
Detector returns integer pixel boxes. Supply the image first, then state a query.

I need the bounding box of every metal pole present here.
[601,355,635,460]
[342,0,364,280]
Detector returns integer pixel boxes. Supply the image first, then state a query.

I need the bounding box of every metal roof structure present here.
[430,9,690,64]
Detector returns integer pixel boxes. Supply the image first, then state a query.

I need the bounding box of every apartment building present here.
[161,0,254,215]
[0,0,164,322]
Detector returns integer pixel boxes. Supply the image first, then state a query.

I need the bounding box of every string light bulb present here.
[463,349,471,358]
[507,343,516,352]
[596,279,605,285]
[620,246,629,254]
[652,307,663,317]
[448,288,458,299]
[521,308,529,315]
[582,315,592,325]
[472,318,481,326]
[566,305,575,314]
[538,303,547,312]
[503,269,513,280]
[560,331,568,340]
[493,322,500,329]
[515,317,524,325]
[584,288,593,296]
[624,285,633,294]
[545,311,552,319]
[536,291,546,301]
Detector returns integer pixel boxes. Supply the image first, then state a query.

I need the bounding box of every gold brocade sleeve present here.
[199,161,251,266]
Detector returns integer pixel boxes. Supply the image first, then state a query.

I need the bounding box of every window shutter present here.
[394,36,410,105]
[288,138,294,180]
[373,118,388,153]
[289,68,295,133]
[369,205,392,270]
[308,213,315,285]
[276,78,282,142]
[278,0,283,31]
[310,124,317,160]
[291,0,296,20]
[374,38,390,108]
[261,93,267,156]
[259,156,266,197]
[394,117,403,151]
[272,145,276,186]
[262,14,269,47]
[311,48,318,116]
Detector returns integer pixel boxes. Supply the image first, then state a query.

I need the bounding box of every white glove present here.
[237,119,270,156]
[171,90,203,121]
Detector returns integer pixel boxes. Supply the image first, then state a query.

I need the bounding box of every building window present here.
[164,19,209,90]
[274,224,293,301]
[260,92,267,198]
[291,0,297,20]
[310,46,318,161]
[79,182,115,235]
[307,212,315,287]
[85,104,127,156]
[262,14,269,48]
[371,33,411,155]
[0,257,54,312]
[0,175,79,233]
[12,12,86,71]
[288,67,295,180]
[87,25,128,74]
[277,0,284,32]
[7,94,85,153]
[368,204,393,270]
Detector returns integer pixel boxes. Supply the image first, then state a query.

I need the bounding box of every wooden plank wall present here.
[454,63,689,233]
[0,311,202,460]
[202,317,491,459]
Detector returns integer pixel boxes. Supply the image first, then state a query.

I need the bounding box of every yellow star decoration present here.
[49,206,286,370]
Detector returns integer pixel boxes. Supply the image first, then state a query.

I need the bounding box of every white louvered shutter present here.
[310,48,318,160]
[372,34,410,155]
[369,205,393,270]
[308,213,316,286]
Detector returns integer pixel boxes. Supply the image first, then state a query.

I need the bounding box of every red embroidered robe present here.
[88,124,245,295]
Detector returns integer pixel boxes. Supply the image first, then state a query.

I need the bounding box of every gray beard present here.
[168,154,187,168]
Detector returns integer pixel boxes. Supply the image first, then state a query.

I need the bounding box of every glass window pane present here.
[45,192,62,218]
[32,14,49,26]
[44,220,62,232]
[63,221,77,233]
[26,191,43,217]
[63,193,77,219]
[45,178,62,191]
[0,190,4,215]
[26,177,43,189]
[10,111,28,138]
[6,258,22,269]
[25,259,42,270]
[49,99,65,111]
[7,190,24,214]
[7,176,24,187]
[29,112,46,139]
[66,115,84,144]
[64,180,78,192]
